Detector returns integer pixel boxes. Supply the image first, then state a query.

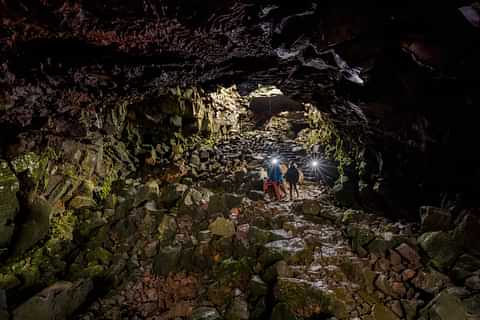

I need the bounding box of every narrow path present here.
[76,125,418,320]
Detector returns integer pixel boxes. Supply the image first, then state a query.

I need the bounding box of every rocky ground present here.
[57,125,478,320]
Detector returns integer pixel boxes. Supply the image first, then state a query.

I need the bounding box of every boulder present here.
[249,275,268,299]
[420,291,467,320]
[0,160,20,248]
[153,245,182,276]
[453,212,480,256]
[420,206,452,232]
[159,183,187,206]
[13,195,52,255]
[69,196,97,209]
[462,294,480,317]
[270,302,298,320]
[372,303,400,320]
[134,180,159,206]
[452,254,480,282]
[302,199,321,216]
[12,280,93,320]
[346,224,375,255]
[247,190,264,201]
[418,231,460,270]
[275,277,334,317]
[225,297,249,320]
[191,307,222,320]
[209,217,236,238]
[395,243,421,269]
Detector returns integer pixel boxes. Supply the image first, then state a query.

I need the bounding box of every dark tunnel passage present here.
[1,1,480,320]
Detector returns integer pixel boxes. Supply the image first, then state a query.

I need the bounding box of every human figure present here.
[265,160,286,200]
[285,161,300,200]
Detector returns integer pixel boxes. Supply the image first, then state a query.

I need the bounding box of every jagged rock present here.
[302,199,321,216]
[270,302,298,320]
[159,183,188,206]
[0,289,8,319]
[0,160,20,248]
[247,190,264,201]
[418,231,460,270]
[69,196,97,209]
[453,212,480,256]
[14,195,52,255]
[191,307,222,320]
[411,268,450,295]
[251,298,267,319]
[465,275,480,290]
[209,217,236,238]
[157,215,177,244]
[275,277,334,317]
[420,291,467,320]
[190,154,201,167]
[134,180,159,206]
[420,206,452,232]
[347,225,375,256]
[153,245,182,276]
[463,294,480,317]
[248,227,292,246]
[249,275,268,299]
[452,254,480,282]
[372,303,400,320]
[260,238,311,266]
[12,280,93,320]
[395,243,421,269]
[225,297,249,320]
[401,299,418,320]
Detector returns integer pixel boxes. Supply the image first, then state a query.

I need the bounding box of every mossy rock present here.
[13,195,53,255]
[0,160,20,248]
[275,277,334,317]
[418,231,461,271]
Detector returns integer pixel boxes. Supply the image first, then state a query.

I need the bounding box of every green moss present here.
[98,171,116,201]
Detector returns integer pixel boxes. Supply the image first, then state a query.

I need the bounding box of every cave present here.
[1,1,480,320]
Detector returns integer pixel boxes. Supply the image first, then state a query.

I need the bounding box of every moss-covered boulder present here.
[419,291,467,320]
[12,279,93,320]
[0,160,20,249]
[418,231,461,270]
[13,195,53,255]
[209,217,235,238]
[275,277,334,317]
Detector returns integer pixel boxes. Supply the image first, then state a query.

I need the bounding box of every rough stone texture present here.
[0,160,20,249]
[372,303,400,320]
[420,291,467,320]
[418,231,460,270]
[12,280,93,320]
[191,307,222,320]
[13,195,53,255]
[209,217,236,238]
[420,206,452,232]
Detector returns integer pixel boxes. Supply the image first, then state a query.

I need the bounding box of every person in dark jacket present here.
[285,161,300,200]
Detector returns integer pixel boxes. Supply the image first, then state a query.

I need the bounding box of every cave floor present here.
[75,127,419,320]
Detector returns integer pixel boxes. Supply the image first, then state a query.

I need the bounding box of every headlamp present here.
[271,158,279,165]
